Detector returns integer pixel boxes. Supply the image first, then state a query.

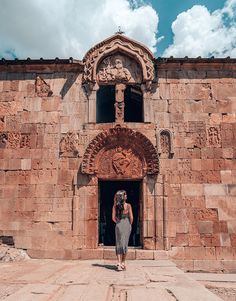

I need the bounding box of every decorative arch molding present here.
[81,126,159,177]
[83,33,155,85]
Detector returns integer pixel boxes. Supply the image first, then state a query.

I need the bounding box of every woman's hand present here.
[112,205,117,223]
[128,204,133,225]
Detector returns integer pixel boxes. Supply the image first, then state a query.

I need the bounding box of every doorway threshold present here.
[99,246,142,249]
[96,247,168,260]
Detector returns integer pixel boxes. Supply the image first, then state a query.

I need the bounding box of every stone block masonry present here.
[0,35,236,262]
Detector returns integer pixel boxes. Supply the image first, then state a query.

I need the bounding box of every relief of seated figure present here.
[97,55,136,83]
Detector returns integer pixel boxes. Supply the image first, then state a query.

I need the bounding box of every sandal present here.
[121,263,126,270]
[117,264,123,271]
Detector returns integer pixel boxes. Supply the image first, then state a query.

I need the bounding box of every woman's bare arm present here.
[112,205,117,223]
[128,204,133,225]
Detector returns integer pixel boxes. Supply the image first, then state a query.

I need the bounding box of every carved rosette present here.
[156,129,174,157]
[83,34,155,87]
[81,127,159,177]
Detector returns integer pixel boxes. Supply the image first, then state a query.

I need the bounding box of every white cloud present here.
[0,0,158,59]
[164,0,236,58]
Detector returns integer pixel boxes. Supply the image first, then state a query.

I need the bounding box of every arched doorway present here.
[76,126,161,250]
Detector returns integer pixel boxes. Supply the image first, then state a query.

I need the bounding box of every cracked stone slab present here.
[2,284,60,301]
[166,285,224,301]
[0,284,24,300]
[51,285,110,301]
[127,287,176,300]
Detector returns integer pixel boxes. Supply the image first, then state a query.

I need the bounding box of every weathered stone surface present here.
[0,244,30,261]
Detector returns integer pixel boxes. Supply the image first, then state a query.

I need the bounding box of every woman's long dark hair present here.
[115,190,126,220]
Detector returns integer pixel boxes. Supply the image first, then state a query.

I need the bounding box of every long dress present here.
[115,212,131,255]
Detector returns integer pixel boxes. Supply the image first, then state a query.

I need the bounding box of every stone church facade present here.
[0,34,236,267]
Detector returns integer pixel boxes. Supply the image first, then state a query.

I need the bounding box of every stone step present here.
[104,248,169,260]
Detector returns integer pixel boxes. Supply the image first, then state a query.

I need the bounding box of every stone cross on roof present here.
[115,26,125,35]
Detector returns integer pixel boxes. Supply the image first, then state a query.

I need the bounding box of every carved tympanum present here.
[35,76,52,97]
[112,147,131,174]
[83,34,155,86]
[97,55,142,83]
[98,147,142,178]
[60,132,79,157]
[81,127,159,177]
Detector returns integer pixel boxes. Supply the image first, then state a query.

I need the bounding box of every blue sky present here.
[0,0,235,59]
[150,0,226,56]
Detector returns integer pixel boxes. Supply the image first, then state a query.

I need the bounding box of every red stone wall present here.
[155,65,236,260]
[0,61,235,260]
[0,70,87,258]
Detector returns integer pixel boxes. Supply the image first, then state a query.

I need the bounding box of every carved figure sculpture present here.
[112,147,131,175]
[207,126,220,146]
[97,56,132,83]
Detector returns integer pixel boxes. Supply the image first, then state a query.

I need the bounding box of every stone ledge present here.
[27,248,169,260]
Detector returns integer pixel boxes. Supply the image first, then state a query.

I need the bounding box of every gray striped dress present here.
[115,212,131,255]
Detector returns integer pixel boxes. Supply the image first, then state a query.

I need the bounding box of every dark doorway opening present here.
[124,86,143,122]
[96,85,115,123]
[99,180,141,247]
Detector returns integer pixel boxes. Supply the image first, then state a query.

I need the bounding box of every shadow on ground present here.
[92,263,117,271]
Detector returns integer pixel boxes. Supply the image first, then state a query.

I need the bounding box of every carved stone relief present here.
[188,121,206,148]
[97,54,142,84]
[98,147,142,178]
[0,133,7,148]
[207,126,221,147]
[156,129,174,157]
[20,134,31,148]
[60,132,79,157]
[115,83,125,123]
[35,76,53,97]
[0,132,32,149]
[81,127,159,176]
[7,132,21,149]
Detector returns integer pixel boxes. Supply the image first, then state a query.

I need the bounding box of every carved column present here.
[115,83,126,123]
[141,84,153,123]
[88,83,99,123]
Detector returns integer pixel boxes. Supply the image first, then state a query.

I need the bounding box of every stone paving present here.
[0,259,235,300]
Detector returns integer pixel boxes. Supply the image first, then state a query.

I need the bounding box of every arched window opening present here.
[124,86,143,122]
[96,85,115,123]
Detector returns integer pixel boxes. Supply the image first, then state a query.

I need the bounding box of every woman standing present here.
[112,190,133,271]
